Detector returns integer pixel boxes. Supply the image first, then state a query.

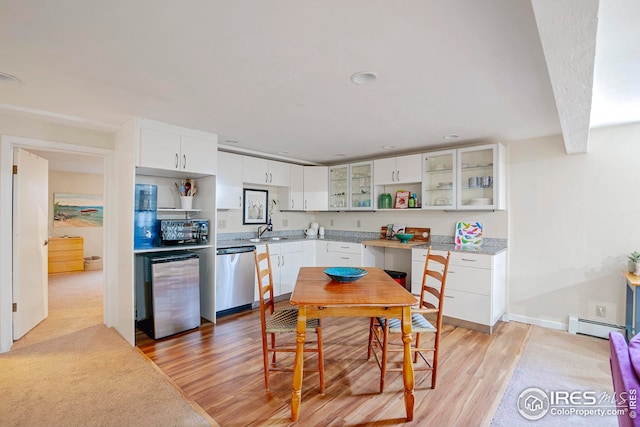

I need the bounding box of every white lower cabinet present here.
[316,241,383,268]
[254,242,303,301]
[411,248,506,333]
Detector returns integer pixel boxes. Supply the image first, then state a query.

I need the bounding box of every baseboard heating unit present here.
[568,316,625,339]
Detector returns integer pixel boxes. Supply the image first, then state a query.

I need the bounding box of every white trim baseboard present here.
[501,313,567,331]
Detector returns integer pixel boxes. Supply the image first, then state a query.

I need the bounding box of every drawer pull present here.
[445,295,454,298]
[340,256,350,260]
[461,258,477,262]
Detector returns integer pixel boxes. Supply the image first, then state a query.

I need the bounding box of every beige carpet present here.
[490,325,615,427]
[0,271,215,427]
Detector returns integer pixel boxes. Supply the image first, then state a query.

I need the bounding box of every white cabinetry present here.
[456,143,505,210]
[303,166,328,211]
[216,151,243,209]
[374,154,421,185]
[289,164,304,210]
[329,161,374,211]
[137,119,217,176]
[316,241,383,268]
[255,242,303,298]
[243,157,290,187]
[422,149,457,210]
[411,248,506,333]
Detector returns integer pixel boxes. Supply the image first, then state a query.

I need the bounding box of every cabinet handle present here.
[445,295,454,299]
[265,172,268,183]
[340,246,349,249]
[182,154,186,169]
[282,255,285,266]
[461,258,477,262]
[269,173,273,183]
[340,256,349,260]
[239,196,242,208]
[175,153,179,169]
[304,200,307,210]
[291,199,294,209]
[396,170,400,182]
[391,171,395,182]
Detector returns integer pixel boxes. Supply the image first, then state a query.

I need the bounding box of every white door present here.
[12,148,49,340]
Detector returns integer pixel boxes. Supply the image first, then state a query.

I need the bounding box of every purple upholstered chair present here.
[609,332,640,427]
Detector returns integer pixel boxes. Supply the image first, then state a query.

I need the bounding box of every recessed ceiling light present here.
[382,145,396,149]
[443,134,460,140]
[350,71,378,85]
[0,72,19,84]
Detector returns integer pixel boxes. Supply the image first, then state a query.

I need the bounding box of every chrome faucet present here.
[258,222,272,238]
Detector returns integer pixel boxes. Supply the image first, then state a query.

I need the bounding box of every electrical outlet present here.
[596,305,606,317]
[282,219,288,227]
[356,220,361,228]
[218,219,226,229]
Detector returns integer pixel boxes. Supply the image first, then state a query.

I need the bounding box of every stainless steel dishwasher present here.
[216,245,256,317]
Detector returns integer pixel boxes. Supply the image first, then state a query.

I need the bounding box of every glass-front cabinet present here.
[329,161,373,210]
[422,149,456,210]
[457,143,505,210]
[329,164,349,209]
[350,161,373,210]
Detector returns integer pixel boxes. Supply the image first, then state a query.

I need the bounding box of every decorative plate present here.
[455,221,483,246]
[324,267,368,282]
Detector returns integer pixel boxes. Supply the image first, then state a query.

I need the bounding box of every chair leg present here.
[261,331,270,391]
[379,321,389,393]
[431,333,440,389]
[413,332,421,364]
[317,325,325,394]
[270,332,277,367]
[367,317,375,360]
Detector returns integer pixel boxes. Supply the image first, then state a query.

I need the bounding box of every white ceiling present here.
[0,0,638,168]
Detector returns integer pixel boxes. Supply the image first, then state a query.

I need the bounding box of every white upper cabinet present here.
[243,157,291,186]
[456,143,505,210]
[422,144,505,210]
[373,154,421,185]
[289,164,304,210]
[216,151,244,209]
[329,161,373,210]
[137,120,217,176]
[422,149,457,210]
[303,166,328,211]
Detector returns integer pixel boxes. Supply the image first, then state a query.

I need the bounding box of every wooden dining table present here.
[289,266,419,422]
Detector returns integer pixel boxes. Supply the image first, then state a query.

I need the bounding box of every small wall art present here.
[53,193,103,227]
[455,221,483,246]
[243,189,268,225]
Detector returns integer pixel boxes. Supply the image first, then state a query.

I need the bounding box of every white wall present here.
[506,124,640,328]
[48,170,104,258]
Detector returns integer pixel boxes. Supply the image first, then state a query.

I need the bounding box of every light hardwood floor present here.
[137,305,531,427]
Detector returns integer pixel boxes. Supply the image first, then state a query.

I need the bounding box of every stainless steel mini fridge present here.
[144,252,200,339]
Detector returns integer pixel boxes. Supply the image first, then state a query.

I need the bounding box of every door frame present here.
[0,135,115,353]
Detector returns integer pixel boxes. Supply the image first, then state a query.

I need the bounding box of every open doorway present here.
[12,149,106,348]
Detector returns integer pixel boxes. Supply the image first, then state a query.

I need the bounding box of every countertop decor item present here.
[324,267,368,282]
[455,221,483,246]
[394,233,414,243]
[379,193,392,209]
[629,251,640,273]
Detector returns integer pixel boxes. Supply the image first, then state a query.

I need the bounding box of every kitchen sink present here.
[248,237,288,243]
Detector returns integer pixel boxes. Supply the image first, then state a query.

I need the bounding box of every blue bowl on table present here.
[324,267,368,283]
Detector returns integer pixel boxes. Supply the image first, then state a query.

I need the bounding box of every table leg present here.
[291,305,307,421]
[401,305,415,421]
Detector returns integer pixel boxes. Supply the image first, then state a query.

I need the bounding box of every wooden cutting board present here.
[379,226,430,242]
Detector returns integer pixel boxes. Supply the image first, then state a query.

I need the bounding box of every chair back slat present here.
[254,244,276,316]
[418,247,451,326]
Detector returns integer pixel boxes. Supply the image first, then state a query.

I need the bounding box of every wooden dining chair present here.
[254,244,324,393]
[367,247,451,392]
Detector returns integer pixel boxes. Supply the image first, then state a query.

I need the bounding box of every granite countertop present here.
[216,230,507,255]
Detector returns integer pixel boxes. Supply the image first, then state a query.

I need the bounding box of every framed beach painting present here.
[53,193,104,227]
[243,189,268,225]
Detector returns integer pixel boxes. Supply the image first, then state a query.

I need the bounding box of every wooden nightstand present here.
[48,237,84,274]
